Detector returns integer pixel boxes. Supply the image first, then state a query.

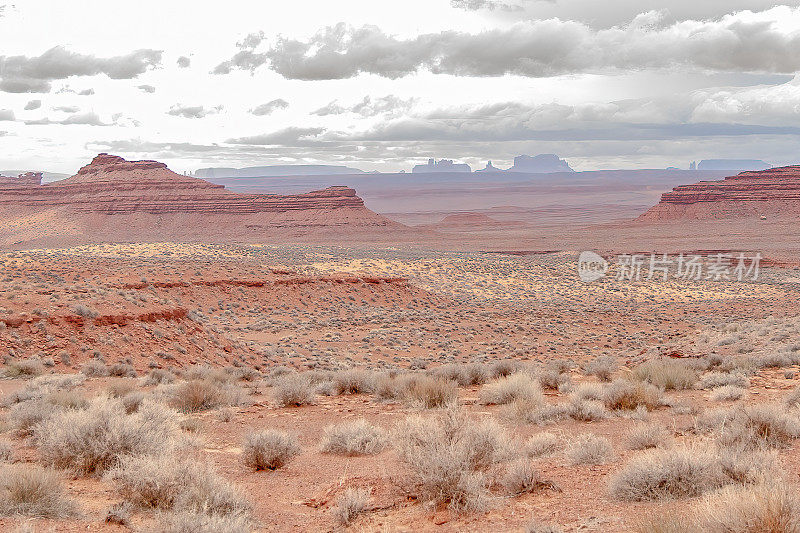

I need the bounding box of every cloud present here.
[249,98,289,115]
[312,95,416,117]
[227,126,326,145]
[0,46,162,93]
[53,106,80,113]
[0,109,14,121]
[450,0,523,11]
[25,112,108,126]
[137,84,156,93]
[176,56,191,68]
[167,104,222,119]
[249,8,800,80]
[24,100,41,110]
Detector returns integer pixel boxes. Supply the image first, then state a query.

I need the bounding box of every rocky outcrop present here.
[509,154,573,173]
[0,154,397,246]
[638,165,800,221]
[0,172,42,188]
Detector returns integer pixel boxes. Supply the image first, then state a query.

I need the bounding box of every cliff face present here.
[0,154,395,246]
[638,165,800,221]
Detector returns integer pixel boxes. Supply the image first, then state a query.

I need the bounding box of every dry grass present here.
[695,482,800,533]
[272,374,316,407]
[150,510,251,533]
[393,408,511,512]
[171,379,242,413]
[525,520,564,533]
[525,432,563,458]
[602,379,662,411]
[3,360,44,378]
[709,385,746,401]
[242,430,301,470]
[81,360,110,377]
[565,433,613,465]
[335,487,371,525]
[479,373,543,406]
[333,369,377,395]
[320,419,387,456]
[625,423,672,450]
[608,445,774,501]
[501,459,552,495]
[698,404,800,449]
[403,376,458,408]
[583,356,619,382]
[698,372,750,390]
[109,453,251,518]
[36,397,180,475]
[0,464,76,517]
[630,359,698,390]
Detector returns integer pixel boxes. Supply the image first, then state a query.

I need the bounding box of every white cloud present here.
[249,99,289,115]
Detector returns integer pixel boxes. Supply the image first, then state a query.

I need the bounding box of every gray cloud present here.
[53,106,80,113]
[0,109,14,121]
[249,98,289,116]
[78,88,94,96]
[167,104,223,119]
[23,99,41,110]
[250,9,800,80]
[0,46,162,93]
[227,126,326,145]
[138,84,156,93]
[313,95,416,117]
[25,112,108,126]
[176,56,191,68]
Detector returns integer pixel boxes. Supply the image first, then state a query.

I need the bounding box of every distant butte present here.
[638,165,800,221]
[0,154,399,247]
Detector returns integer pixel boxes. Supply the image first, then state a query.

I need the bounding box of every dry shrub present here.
[758,352,793,369]
[491,360,521,378]
[698,372,750,390]
[9,401,59,436]
[36,397,180,475]
[336,487,371,525]
[2,374,85,406]
[505,400,571,426]
[525,432,562,458]
[0,441,13,462]
[785,387,800,409]
[242,430,300,470]
[272,374,315,407]
[625,423,672,450]
[709,385,746,402]
[109,454,251,520]
[107,379,138,398]
[571,382,605,402]
[583,356,619,382]
[320,419,386,456]
[565,433,613,465]
[608,445,774,501]
[144,369,175,386]
[3,359,44,378]
[631,359,698,390]
[698,404,800,449]
[695,482,800,533]
[479,373,543,406]
[171,379,242,413]
[105,502,131,525]
[109,363,137,377]
[81,360,109,377]
[501,459,551,495]
[404,376,458,408]
[0,464,75,517]
[568,399,609,421]
[150,510,251,533]
[393,408,511,512]
[602,379,662,411]
[333,369,377,395]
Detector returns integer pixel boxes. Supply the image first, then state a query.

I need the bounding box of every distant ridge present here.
[195,164,366,178]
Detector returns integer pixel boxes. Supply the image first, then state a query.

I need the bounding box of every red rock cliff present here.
[638,165,800,221]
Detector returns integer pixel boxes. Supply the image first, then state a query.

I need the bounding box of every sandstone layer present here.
[0,154,397,247]
[638,165,800,221]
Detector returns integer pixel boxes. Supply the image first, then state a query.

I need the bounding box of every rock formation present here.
[509,154,573,173]
[412,158,471,173]
[638,165,800,221]
[0,154,397,247]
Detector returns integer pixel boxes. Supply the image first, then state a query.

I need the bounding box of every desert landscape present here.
[3,2,800,532]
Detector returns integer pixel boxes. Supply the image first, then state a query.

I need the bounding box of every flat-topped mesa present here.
[0,154,367,214]
[637,165,800,221]
[0,172,42,188]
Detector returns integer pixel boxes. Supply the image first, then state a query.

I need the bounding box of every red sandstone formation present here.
[638,165,800,221]
[0,154,397,247]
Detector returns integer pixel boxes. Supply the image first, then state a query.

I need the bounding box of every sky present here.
[1,0,800,174]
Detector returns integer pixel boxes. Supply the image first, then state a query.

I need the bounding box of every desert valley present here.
[3,2,800,532]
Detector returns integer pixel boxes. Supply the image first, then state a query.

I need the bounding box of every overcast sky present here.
[1,0,800,173]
